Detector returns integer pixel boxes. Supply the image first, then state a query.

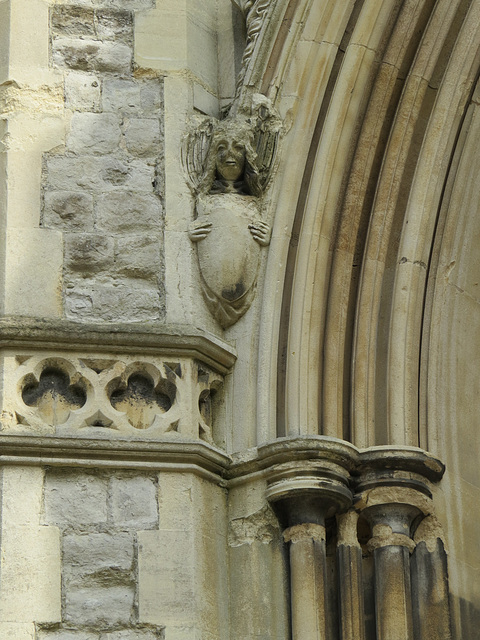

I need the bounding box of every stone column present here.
[265,454,354,640]
[364,502,420,640]
[336,510,365,640]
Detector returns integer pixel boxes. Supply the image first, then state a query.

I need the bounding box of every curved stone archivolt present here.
[251,0,480,449]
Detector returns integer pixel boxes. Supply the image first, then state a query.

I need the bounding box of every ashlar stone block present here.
[95,192,163,232]
[110,476,158,529]
[37,631,98,640]
[64,233,115,276]
[43,191,94,231]
[67,113,121,155]
[51,6,96,37]
[63,532,135,583]
[65,73,101,112]
[64,585,134,627]
[114,235,161,281]
[52,38,132,73]
[44,472,108,529]
[94,10,133,44]
[124,118,162,157]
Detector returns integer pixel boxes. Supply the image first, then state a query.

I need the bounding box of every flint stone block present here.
[64,585,134,627]
[115,235,161,280]
[53,38,132,73]
[110,476,158,528]
[66,283,163,322]
[65,233,114,275]
[67,113,121,155]
[95,192,162,232]
[124,118,162,157]
[102,78,163,115]
[95,10,133,43]
[63,533,134,583]
[51,6,96,37]
[46,156,155,192]
[65,73,101,112]
[44,472,108,528]
[43,191,94,230]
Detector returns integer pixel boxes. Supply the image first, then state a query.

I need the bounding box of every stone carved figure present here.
[183,98,280,327]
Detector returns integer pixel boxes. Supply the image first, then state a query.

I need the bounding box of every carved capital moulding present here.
[0,318,236,457]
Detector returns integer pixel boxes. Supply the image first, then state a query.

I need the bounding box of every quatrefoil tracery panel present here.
[6,354,222,443]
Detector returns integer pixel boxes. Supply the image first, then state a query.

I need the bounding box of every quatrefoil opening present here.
[21,364,87,426]
[108,367,176,430]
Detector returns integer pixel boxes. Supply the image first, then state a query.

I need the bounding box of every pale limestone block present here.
[138,529,195,625]
[123,118,161,156]
[0,467,61,624]
[44,472,108,528]
[63,532,135,580]
[0,1,10,85]
[67,112,122,155]
[110,475,158,528]
[193,83,219,118]
[134,1,187,72]
[2,228,63,317]
[53,38,132,74]
[0,623,36,639]
[43,191,95,231]
[5,0,59,87]
[65,72,101,112]
[157,473,194,531]
[5,114,66,228]
[65,585,134,627]
[114,234,162,281]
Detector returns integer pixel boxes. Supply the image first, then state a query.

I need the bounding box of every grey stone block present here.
[65,73,101,112]
[63,532,134,584]
[44,472,108,528]
[95,192,162,232]
[66,282,164,322]
[95,10,133,44]
[67,113,121,155]
[109,476,158,528]
[37,630,98,640]
[64,585,134,627]
[51,6,96,37]
[43,191,94,231]
[102,78,163,116]
[100,630,162,639]
[124,118,162,157]
[46,156,155,193]
[52,38,132,73]
[65,233,114,275]
[92,0,155,9]
[114,235,161,281]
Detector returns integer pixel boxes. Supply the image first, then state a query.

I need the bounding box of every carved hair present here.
[197,118,262,197]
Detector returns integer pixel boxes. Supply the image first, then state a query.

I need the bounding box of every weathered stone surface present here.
[95,10,133,44]
[67,113,121,155]
[44,472,108,528]
[63,533,135,582]
[64,585,134,627]
[100,630,162,639]
[46,156,155,192]
[52,38,132,73]
[51,6,96,37]
[43,191,94,231]
[124,118,162,157]
[102,78,163,115]
[95,192,162,231]
[114,235,161,280]
[37,631,98,640]
[110,476,158,528]
[65,283,163,322]
[65,73,101,113]
[65,234,114,275]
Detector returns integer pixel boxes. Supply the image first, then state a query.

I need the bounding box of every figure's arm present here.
[249,220,271,246]
[188,218,212,242]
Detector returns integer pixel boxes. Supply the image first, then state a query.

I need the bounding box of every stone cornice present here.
[0,434,445,489]
[0,317,237,374]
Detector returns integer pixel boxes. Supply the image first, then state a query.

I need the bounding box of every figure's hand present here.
[249,220,271,246]
[188,219,212,242]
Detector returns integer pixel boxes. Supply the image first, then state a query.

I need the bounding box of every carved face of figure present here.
[215,138,246,182]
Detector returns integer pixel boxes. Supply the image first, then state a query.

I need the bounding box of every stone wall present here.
[38,469,163,639]
[42,0,165,323]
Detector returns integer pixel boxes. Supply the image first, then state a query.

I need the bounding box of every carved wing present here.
[253,104,280,192]
[182,119,214,195]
